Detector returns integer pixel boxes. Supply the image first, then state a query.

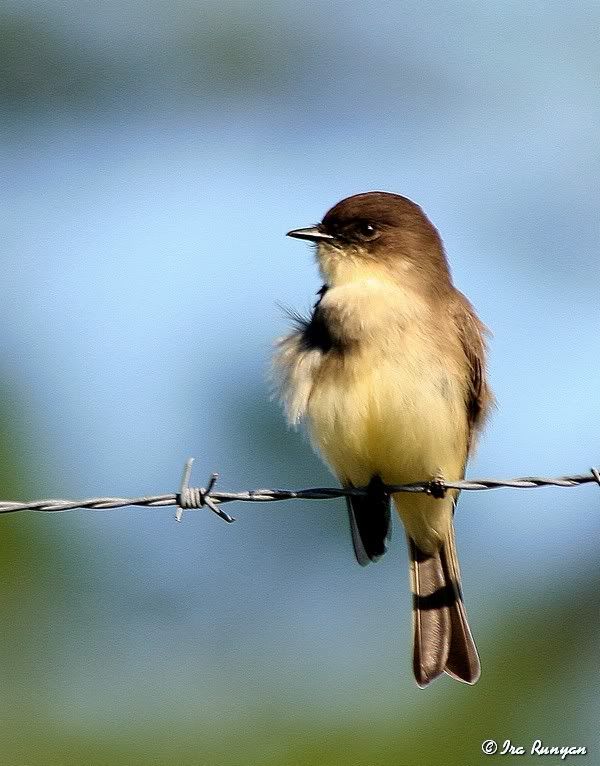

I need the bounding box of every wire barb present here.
[427,473,448,499]
[0,460,598,518]
[175,458,235,524]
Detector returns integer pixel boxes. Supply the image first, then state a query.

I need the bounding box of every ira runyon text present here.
[481,739,587,759]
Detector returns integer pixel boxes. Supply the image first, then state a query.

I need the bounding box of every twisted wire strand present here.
[0,460,597,520]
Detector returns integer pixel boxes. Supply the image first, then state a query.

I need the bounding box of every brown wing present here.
[345,476,392,566]
[451,291,494,446]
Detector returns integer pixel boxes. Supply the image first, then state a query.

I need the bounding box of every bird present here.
[273,191,493,687]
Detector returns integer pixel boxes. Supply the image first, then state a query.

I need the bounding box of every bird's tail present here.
[408,525,480,687]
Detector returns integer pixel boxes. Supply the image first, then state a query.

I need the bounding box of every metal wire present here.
[0,458,597,522]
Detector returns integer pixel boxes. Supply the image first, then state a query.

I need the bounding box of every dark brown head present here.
[287,191,452,292]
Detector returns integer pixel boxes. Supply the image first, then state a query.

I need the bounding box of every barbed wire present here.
[0,459,597,523]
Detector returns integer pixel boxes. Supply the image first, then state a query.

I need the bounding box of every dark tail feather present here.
[409,529,480,687]
[409,538,451,686]
[440,532,481,684]
[345,476,391,566]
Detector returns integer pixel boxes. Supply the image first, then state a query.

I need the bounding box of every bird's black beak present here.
[286,226,335,242]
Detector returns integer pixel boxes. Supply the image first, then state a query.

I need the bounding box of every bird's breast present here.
[303,283,468,487]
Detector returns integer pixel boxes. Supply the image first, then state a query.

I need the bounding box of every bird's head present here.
[287,191,451,292]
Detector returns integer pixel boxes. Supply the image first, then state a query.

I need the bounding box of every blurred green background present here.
[2,1,600,764]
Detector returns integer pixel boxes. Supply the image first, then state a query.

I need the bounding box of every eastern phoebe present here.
[274,191,492,687]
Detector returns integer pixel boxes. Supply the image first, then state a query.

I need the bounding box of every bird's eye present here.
[357,221,377,240]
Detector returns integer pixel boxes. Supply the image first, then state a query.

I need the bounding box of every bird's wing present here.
[452,292,494,443]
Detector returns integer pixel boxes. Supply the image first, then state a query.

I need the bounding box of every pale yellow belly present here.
[306,350,468,552]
